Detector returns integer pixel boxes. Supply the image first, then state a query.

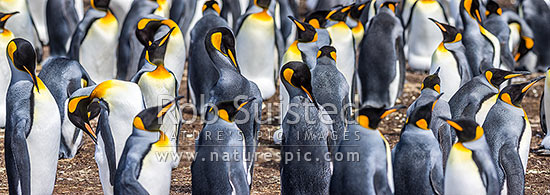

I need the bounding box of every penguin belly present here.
[431,47,460,101]
[138,142,174,194]
[27,81,61,194]
[60,99,83,159]
[0,1,41,56]
[80,13,118,83]
[327,22,355,90]
[28,0,48,44]
[519,116,531,173]
[388,60,401,107]
[476,95,498,125]
[508,23,521,54]
[407,2,446,71]
[445,145,486,195]
[0,31,13,127]
[164,28,186,85]
[236,13,277,99]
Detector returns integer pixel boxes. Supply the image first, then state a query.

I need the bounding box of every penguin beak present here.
[503,71,530,79]
[23,66,39,93]
[380,105,406,119]
[156,96,185,118]
[301,85,319,109]
[439,117,463,131]
[289,16,305,32]
[429,18,447,32]
[434,67,441,75]
[237,97,257,112]
[1,11,18,22]
[83,122,98,143]
[521,76,545,93]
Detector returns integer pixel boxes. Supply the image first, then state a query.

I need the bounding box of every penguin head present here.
[515,36,534,62]
[306,10,330,29]
[6,38,39,91]
[326,5,353,22]
[406,94,442,130]
[379,1,398,13]
[205,27,239,71]
[133,96,184,132]
[498,76,545,107]
[202,0,221,15]
[463,0,482,23]
[288,16,318,43]
[441,118,483,143]
[316,46,337,62]
[349,2,367,20]
[0,11,17,30]
[136,17,164,47]
[91,0,110,11]
[420,68,441,93]
[67,93,96,142]
[429,18,462,43]
[357,105,406,129]
[145,27,174,66]
[280,61,318,107]
[209,97,256,122]
[254,0,271,9]
[485,0,502,16]
[483,68,529,88]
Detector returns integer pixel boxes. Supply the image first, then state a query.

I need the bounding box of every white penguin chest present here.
[445,145,486,195]
[519,116,531,173]
[327,22,355,88]
[138,142,174,194]
[164,30,186,84]
[476,94,498,125]
[431,47,459,101]
[236,13,276,73]
[80,15,118,83]
[138,72,176,108]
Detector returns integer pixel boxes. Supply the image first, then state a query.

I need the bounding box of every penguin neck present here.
[283,82,309,100]
[315,57,336,67]
[252,9,272,21]
[203,9,220,16]
[148,64,173,79]
[210,51,239,73]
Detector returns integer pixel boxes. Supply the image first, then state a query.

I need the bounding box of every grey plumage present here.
[520,0,550,71]
[46,0,79,57]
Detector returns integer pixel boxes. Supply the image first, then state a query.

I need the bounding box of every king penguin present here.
[280,61,332,195]
[520,0,550,71]
[441,118,500,195]
[0,12,17,128]
[330,105,405,194]
[502,11,536,71]
[235,0,280,99]
[68,80,145,195]
[483,0,515,71]
[393,98,444,195]
[325,5,355,92]
[4,38,61,194]
[46,0,80,57]
[537,68,550,155]
[192,97,257,194]
[0,0,43,62]
[115,97,184,194]
[357,1,405,108]
[482,76,544,194]
[347,2,367,49]
[430,18,472,101]
[38,57,96,159]
[28,0,48,44]
[404,0,448,71]
[305,10,332,48]
[187,0,229,114]
[68,0,118,83]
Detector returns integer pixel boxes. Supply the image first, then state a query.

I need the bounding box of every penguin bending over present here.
[115,97,184,194]
[330,105,405,195]
[280,61,332,195]
[393,98,444,195]
[0,0,43,62]
[430,18,472,101]
[325,5,355,92]
[192,97,256,194]
[0,12,17,128]
[68,80,145,195]
[4,38,61,194]
[483,77,544,194]
[38,57,95,159]
[357,1,405,108]
[46,0,80,57]
[68,0,118,83]
[441,118,500,195]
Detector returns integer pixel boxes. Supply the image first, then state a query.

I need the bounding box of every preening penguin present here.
[46,0,80,57]
[357,1,405,108]
[280,61,332,195]
[188,0,229,114]
[0,0,43,62]
[68,0,119,83]
[4,38,61,194]
[38,57,95,159]
[430,18,472,101]
[520,0,550,71]
[0,12,17,128]
[442,118,500,195]
[192,97,257,195]
[482,77,544,194]
[68,80,145,195]
[325,5,355,92]
[393,98,444,195]
[235,0,280,99]
[330,105,405,195]
[115,97,184,194]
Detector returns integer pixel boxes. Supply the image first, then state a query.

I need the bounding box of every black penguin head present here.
[317,46,337,61]
[209,97,256,122]
[7,38,38,91]
[68,94,96,142]
[349,2,368,20]
[515,36,534,62]
[463,0,482,23]
[379,1,398,13]
[280,61,318,107]
[145,27,174,66]
[357,105,406,129]
[254,0,271,9]
[288,16,318,43]
[420,68,441,93]
[441,118,483,142]
[498,76,544,107]
[306,10,330,29]
[133,96,184,131]
[0,12,17,30]
[485,0,502,16]
[91,0,110,11]
[136,17,164,46]
[202,0,221,14]
[429,18,462,43]
[484,68,529,88]
[205,27,239,70]
[326,4,353,22]
[406,94,442,130]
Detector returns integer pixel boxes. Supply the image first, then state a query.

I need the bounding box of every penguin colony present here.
[0,0,549,194]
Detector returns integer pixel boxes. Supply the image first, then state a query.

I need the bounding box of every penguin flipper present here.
[6,119,32,195]
[169,0,185,25]
[429,162,444,195]
[97,106,118,186]
[499,143,525,195]
[67,9,105,60]
[235,13,252,35]
[396,35,406,97]
[540,91,547,134]
[471,149,500,195]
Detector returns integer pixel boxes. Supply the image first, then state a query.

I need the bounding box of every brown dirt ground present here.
[0,68,548,194]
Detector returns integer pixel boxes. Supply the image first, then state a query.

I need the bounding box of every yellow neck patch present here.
[251,9,272,21]
[153,131,171,147]
[147,65,172,80]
